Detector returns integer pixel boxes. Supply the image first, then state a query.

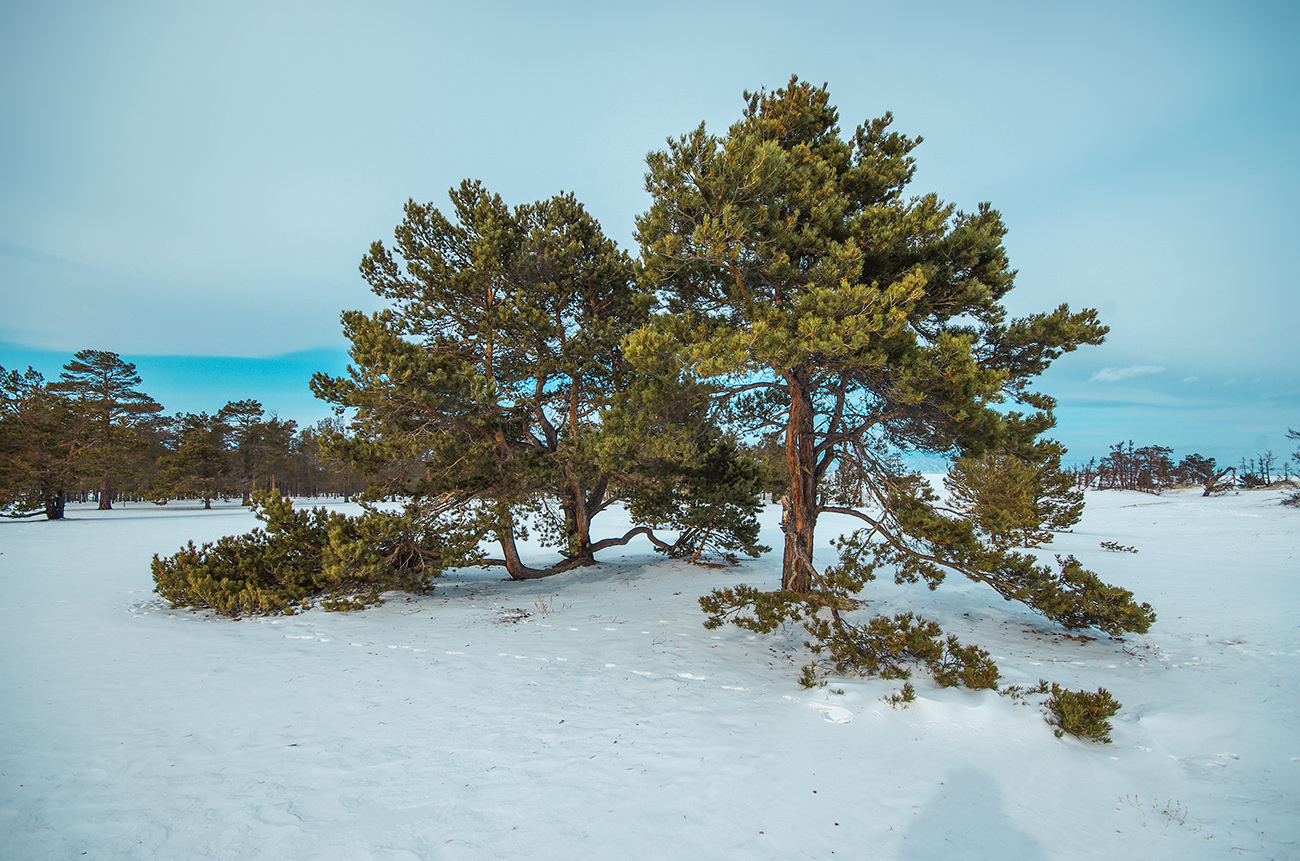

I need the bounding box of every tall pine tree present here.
[49,350,162,509]
[636,78,1152,637]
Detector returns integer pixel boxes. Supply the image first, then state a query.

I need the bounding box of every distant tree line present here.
[1069,434,1299,498]
[1,350,364,519]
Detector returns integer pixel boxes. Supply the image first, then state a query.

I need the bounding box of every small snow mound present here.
[808,703,853,724]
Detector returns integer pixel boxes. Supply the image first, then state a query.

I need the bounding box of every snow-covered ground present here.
[2,487,1297,859]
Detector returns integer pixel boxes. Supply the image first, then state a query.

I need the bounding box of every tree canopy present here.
[312,181,765,579]
[633,77,1152,638]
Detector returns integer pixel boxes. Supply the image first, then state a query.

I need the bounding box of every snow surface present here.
[2,487,1297,859]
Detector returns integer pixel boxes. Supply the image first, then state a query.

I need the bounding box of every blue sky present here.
[1,0,1296,466]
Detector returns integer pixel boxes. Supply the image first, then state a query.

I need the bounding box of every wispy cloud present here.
[1090,365,1166,383]
[1183,376,1199,384]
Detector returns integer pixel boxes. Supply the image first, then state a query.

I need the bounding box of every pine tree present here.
[217,400,297,502]
[0,367,84,519]
[313,182,763,578]
[292,418,364,500]
[1284,429,1300,507]
[48,350,162,509]
[1175,453,1235,496]
[152,412,236,508]
[637,78,1152,637]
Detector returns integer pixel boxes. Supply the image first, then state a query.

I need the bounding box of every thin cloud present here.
[1090,365,1166,383]
[1183,376,1199,383]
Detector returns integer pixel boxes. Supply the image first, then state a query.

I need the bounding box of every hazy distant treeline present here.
[1069,435,1299,497]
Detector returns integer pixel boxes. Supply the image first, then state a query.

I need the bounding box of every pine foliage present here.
[636,78,1152,641]
[151,492,445,616]
[800,611,1001,690]
[624,434,769,564]
[1044,684,1122,743]
[312,182,763,577]
[945,440,1083,550]
[150,412,236,508]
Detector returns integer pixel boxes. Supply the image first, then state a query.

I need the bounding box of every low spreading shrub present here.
[152,492,443,616]
[1044,684,1121,743]
[882,681,917,708]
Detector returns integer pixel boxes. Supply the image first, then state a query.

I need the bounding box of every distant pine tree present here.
[1284,429,1300,507]
[49,350,162,509]
[0,366,83,519]
[152,412,236,508]
[1175,453,1235,496]
[217,400,297,503]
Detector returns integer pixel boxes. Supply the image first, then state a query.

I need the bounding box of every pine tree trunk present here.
[98,472,113,510]
[44,489,66,520]
[494,503,594,580]
[781,370,818,594]
[564,473,598,565]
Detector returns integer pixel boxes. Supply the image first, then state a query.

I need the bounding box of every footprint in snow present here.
[808,703,853,724]
[632,670,653,677]
[678,672,706,680]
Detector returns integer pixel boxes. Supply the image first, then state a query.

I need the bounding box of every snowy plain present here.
[2,485,1297,860]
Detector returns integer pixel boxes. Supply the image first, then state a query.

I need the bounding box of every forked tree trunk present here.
[492,491,654,581]
[495,514,593,580]
[781,369,818,594]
